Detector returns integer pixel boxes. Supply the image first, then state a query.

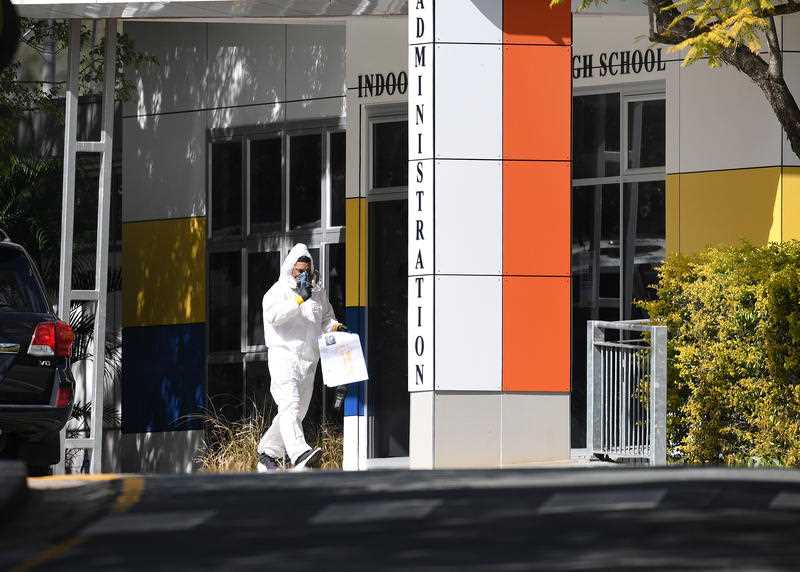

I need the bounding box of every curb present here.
[0,460,28,519]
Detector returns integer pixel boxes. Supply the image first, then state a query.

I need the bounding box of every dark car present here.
[0,232,75,475]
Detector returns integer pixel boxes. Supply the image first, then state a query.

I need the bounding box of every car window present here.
[0,249,48,313]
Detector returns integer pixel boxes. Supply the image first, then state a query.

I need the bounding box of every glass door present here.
[367,199,408,458]
[571,86,666,449]
[363,111,409,463]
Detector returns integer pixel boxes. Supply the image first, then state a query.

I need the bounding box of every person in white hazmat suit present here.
[256,243,347,472]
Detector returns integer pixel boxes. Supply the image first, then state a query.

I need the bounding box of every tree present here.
[0,19,154,157]
[563,0,800,160]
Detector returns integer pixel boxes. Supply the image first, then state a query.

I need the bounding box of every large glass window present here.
[571,86,666,449]
[250,138,282,233]
[208,121,346,424]
[372,120,408,190]
[289,134,323,230]
[211,140,243,238]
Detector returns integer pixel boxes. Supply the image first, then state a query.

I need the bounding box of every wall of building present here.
[574,14,800,254]
[121,21,346,472]
[343,16,407,469]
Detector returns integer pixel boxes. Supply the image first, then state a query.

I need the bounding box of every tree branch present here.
[766,16,783,79]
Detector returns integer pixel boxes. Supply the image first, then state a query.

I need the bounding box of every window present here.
[371,120,408,191]
[211,140,243,238]
[249,138,282,233]
[571,85,666,448]
[207,121,346,424]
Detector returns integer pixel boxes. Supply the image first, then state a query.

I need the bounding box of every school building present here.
[12,0,800,472]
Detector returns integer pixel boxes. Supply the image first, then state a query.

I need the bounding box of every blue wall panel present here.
[122,323,206,433]
[344,306,366,417]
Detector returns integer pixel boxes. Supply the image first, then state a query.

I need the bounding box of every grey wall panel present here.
[286,25,346,102]
[205,24,286,112]
[122,112,207,222]
[123,22,208,118]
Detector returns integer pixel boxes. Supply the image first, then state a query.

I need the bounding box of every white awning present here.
[12,0,408,20]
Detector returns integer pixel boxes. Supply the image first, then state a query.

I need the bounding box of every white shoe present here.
[291,447,322,471]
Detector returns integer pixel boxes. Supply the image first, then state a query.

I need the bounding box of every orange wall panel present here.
[503,161,570,276]
[503,45,571,162]
[503,277,571,392]
[503,0,572,45]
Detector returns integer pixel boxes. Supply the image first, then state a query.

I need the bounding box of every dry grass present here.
[196,406,343,473]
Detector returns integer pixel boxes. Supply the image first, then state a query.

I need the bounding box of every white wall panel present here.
[205,24,285,112]
[679,63,781,172]
[123,23,208,117]
[434,276,501,391]
[122,112,206,222]
[434,392,501,468]
[347,17,407,87]
[287,25,347,102]
[782,15,800,51]
[500,394,570,465]
[434,44,502,160]
[665,60,680,174]
[409,391,434,469]
[434,0,502,44]
[572,15,672,89]
[434,160,502,275]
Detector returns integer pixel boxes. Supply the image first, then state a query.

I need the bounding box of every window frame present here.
[572,81,666,321]
[206,118,346,381]
[368,106,408,198]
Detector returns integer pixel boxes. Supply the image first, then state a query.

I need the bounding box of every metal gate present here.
[586,320,667,465]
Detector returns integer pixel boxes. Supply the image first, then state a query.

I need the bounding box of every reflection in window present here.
[250,138,282,233]
[211,141,243,238]
[289,134,322,229]
[628,99,665,169]
[247,252,281,347]
[207,363,243,423]
[599,185,620,299]
[326,243,346,322]
[373,121,408,189]
[330,132,346,227]
[573,93,620,179]
[209,252,241,353]
[623,180,665,317]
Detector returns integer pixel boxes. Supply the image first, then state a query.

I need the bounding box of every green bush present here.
[641,241,800,466]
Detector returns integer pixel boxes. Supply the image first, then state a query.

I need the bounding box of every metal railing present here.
[586,320,667,466]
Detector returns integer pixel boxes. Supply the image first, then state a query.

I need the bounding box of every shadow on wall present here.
[103,428,203,473]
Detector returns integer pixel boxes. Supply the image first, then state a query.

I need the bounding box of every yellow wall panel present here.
[783,167,800,241]
[666,174,680,255]
[123,217,206,328]
[345,198,367,307]
[677,167,782,254]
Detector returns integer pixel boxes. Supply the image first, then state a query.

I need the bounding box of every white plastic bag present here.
[318,332,369,387]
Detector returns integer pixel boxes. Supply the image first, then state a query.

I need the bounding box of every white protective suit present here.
[257,243,341,464]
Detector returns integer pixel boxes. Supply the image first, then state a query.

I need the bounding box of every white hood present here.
[281,243,314,288]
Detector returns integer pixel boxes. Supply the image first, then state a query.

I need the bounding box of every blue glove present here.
[297,271,312,301]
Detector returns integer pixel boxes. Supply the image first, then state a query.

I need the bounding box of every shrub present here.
[640,241,800,466]
[196,405,344,472]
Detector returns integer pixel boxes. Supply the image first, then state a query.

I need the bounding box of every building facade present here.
[12,0,800,472]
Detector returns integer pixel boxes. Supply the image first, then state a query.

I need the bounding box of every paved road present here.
[3,467,800,571]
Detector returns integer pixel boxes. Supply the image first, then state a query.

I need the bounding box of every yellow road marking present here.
[114,477,145,514]
[10,476,145,572]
